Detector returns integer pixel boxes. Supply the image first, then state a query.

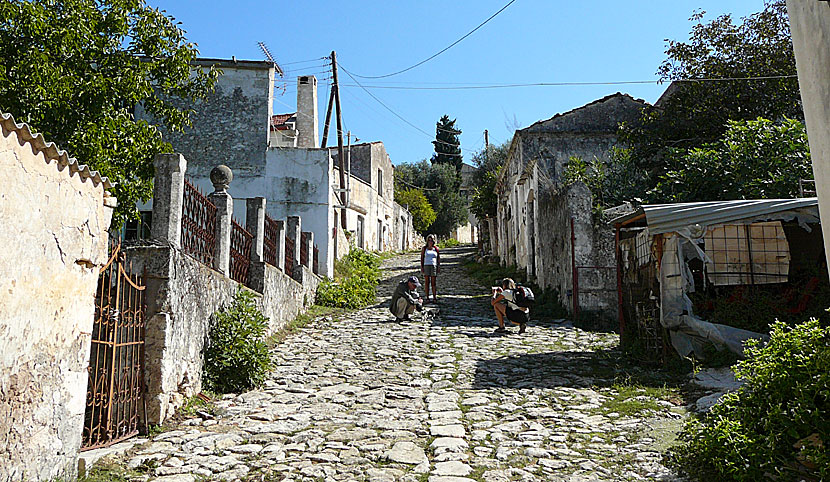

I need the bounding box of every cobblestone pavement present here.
[117,247,688,482]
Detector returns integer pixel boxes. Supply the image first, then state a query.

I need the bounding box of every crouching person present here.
[390,276,424,322]
[491,277,529,334]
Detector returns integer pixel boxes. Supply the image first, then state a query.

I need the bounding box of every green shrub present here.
[203,288,272,393]
[438,238,461,248]
[669,320,830,480]
[316,249,381,309]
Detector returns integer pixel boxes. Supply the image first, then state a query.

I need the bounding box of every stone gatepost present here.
[274,219,286,272]
[287,216,302,280]
[208,165,233,276]
[302,231,314,271]
[246,197,266,263]
[151,153,187,248]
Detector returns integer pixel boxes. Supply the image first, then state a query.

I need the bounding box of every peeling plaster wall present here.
[0,122,113,481]
[788,0,830,277]
[124,246,318,425]
[536,183,616,315]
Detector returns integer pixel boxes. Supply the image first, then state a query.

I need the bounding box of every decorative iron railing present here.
[181,179,216,265]
[82,239,146,450]
[300,232,309,267]
[263,215,279,267]
[230,219,253,284]
[284,236,294,278]
[313,244,319,275]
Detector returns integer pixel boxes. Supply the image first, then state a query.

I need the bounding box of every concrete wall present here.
[788,0,830,276]
[0,112,114,481]
[125,246,318,424]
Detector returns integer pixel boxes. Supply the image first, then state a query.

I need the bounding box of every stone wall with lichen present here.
[0,117,113,482]
[124,245,318,425]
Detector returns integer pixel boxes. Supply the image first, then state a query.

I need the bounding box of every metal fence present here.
[229,219,253,284]
[263,215,279,267]
[181,179,216,265]
[300,232,309,267]
[284,236,294,278]
[82,239,146,450]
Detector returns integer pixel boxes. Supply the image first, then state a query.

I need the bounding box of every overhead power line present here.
[339,74,799,91]
[339,64,466,152]
[349,0,518,79]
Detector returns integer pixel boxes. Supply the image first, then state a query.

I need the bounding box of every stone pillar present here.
[302,231,314,270]
[246,197,266,263]
[287,216,302,276]
[788,0,830,276]
[208,165,233,276]
[151,153,187,248]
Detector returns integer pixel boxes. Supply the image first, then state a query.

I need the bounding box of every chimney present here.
[296,75,318,148]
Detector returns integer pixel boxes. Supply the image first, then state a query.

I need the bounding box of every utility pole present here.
[331,50,347,229]
[484,129,489,162]
[321,84,335,148]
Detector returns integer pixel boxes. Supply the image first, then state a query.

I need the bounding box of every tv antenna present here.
[257,41,283,77]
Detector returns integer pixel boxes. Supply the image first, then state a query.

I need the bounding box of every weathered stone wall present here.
[125,245,318,425]
[134,60,275,179]
[535,182,616,316]
[0,113,114,481]
[788,0,830,277]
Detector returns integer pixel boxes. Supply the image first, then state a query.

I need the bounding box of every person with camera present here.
[490,277,529,334]
[390,275,424,322]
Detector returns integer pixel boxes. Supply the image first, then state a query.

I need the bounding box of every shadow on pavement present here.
[472,348,687,392]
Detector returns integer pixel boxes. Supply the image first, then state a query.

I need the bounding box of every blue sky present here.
[154,0,763,165]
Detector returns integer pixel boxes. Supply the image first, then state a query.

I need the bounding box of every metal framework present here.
[181,179,217,265]
[300,232,309,267]
[263,215,279,267]
[230,220,254,284]
[82,241,146,450]
[284,236,294,278]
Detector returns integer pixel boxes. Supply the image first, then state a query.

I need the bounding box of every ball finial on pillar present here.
[210,165,233,192]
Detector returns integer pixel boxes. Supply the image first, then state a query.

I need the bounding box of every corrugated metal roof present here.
[1,110,113,189]
[611,198,819,235]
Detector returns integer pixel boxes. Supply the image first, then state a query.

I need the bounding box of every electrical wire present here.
[339,64,466,152]
[279,57,330,66]
[348,0,518,79]
[339,74,799,90]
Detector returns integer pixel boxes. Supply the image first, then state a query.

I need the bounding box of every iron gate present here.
[81,241,147,450]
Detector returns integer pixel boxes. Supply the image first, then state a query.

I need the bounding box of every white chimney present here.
[296,75,318,148]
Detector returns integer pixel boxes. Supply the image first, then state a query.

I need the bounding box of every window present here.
[377,168,383,196]
[356,216,365,249]
[124,211,152,241]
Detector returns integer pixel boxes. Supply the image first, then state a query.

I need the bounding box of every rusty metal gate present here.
[81,241,147,450]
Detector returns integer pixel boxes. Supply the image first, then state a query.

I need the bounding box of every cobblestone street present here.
[117,247,688,482]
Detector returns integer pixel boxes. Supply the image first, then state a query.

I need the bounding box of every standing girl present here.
[421,234,441,303]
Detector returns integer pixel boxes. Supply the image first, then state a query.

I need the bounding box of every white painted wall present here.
[788,0,830,276]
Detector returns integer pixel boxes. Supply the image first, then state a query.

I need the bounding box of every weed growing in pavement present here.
[268,305,344,346]
[438,238,461,248]
[316,249,382,308]
[74,461,144,482]
[204,288,272,394]
[178,391,218,418]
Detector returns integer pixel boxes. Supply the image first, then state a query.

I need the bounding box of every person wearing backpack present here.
[490,277,532,334]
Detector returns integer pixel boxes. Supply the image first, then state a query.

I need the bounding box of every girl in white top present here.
[420,234,441,303]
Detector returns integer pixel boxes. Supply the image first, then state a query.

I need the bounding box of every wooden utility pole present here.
[331,51,347,229]
[320,84,335,147]
[484,129,489,162]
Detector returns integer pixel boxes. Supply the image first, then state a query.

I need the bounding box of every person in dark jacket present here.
[390,276,423,322]
[490,277,529,334]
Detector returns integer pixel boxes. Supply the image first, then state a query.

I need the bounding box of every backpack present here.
[513,285,535,308]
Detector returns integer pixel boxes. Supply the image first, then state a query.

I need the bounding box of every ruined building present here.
[494,93,647,317]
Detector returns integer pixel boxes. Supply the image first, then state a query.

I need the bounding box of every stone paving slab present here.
[99,247,688,481]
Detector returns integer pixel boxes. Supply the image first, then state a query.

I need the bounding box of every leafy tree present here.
[620,0,800,182]
[651,118,812,202]
[469,140,509,219]
[395,160,468,237]
[431,115,463,177]
[0,0,219,225]
[394,188,436,234]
